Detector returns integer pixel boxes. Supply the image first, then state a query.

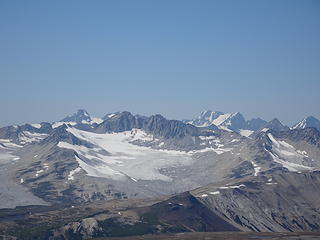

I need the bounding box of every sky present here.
[0,0,319,127]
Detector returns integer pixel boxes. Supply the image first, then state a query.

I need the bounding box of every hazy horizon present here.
[1,0,319,126]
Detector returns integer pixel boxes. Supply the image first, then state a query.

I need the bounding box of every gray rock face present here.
[220,112,247,132]
[96,112,208,139]
[193,171,320,232]
[143,114,202,139]
[55,217,100,239]
[246,118,267,131]
[270,128,320,147]
[97,111,144,133]
[0,123,52,143]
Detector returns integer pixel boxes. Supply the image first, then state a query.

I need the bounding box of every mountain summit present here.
[187,110,267,136]
[60,109,92,123]
[292,116,320,132]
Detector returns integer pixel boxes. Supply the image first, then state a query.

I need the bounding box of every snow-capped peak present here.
[60,109,92,123]
[198,110,224,122]
[187,110,269,137]
[188,111,248,132]
[52,109,103,127]
[292,116,320,132]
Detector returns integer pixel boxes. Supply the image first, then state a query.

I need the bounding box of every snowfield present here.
[19,131,48,144]
[212,114,232,126]
[267,133,314,172]
[239,129,254,137]
[0,139,21,164]
[58,128,194,182]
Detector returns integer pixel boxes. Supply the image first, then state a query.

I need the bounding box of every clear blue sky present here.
[0,0,319,126]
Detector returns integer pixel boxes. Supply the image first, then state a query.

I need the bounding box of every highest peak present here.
[60,109,91,123]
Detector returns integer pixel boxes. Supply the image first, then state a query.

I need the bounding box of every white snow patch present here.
[219,184,245,190]
[73,155,125,180]
[189,146,233,155]
[212,148,233,155]
[190,139,232,155]
[68,167,82,181]
[0,139,22,149]
[107,113,116,118]
[293,119,307,129]
[130,177,138,182]
[212,114,231,126]
[19,131,48,144]
[91,118,104,124]
[20,178,24,184]
[297,150,309,157]
[81,120,90,124]
[0,139,22,164]
[251,161,261,176]
[31,123,41,129]
[201,194,208,197]
[199,136,216,141]
[267,134,314,172]
[261,128,269,132]
[209,191,220,195]
[35,169,44,177]
[239,129,254,137]
[52,122,65,128]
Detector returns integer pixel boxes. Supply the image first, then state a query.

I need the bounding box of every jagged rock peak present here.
[60,109,91,123]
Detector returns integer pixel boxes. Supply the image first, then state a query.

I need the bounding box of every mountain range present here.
[0,109,320,239]
[185,110,320,135]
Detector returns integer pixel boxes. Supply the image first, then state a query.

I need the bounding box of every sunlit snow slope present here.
[58,128,194,182]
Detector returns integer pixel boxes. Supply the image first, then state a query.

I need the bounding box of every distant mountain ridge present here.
[1,108,320,239]
[185,110,320,137]
[185,110,267,136]
[1,109,319,140]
